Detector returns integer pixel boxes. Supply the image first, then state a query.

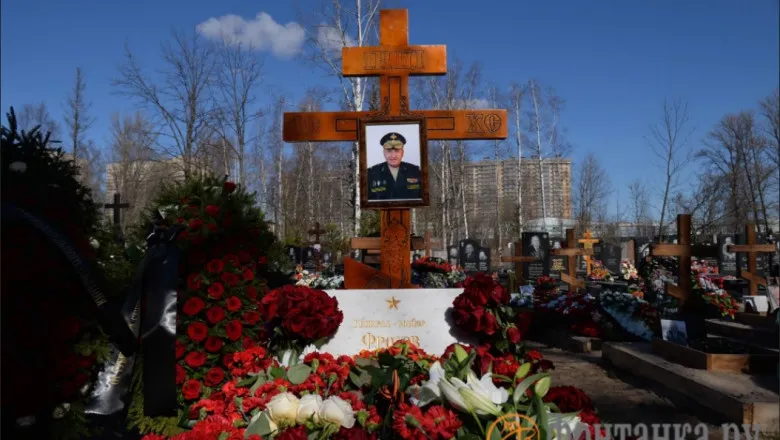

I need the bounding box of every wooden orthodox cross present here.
[104,193,130,228]
[283,9,507,287]
[308,222,326,245]
[551,229,593,293]
[423,229,443,257]
[578,229,600,275]
[728,224,776,297]
[500,242,535,284]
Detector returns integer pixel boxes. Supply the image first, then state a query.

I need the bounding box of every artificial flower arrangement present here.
[691,274,739,318]
[620,260,639,281]
[295,265,345,290]
[143,340,605,440]
[1,109,115,439]
[598,290,659,341]
[639,257,679,309]
[586,261,614,282]
[411,256,466,289]
[533,289,604,339]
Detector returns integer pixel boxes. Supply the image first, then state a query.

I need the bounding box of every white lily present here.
[547,412,587,439]
[458,371,506,417]
[438,377,471,413]
[410,361,445,406]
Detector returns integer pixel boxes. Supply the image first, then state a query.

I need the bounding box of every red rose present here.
[187,273,202,291]
[206,259,225,274]
[220,272,239,287]
[526,350,543,362]
[205,205,220,217]
[185,351,206,368]
[182,379,202,400]
[176,364,186,384]
[506,326,521,344]
[225,296,242,312]
[481,312,498,335]
[225,320,243,341]
[208,282,225,299]
[187,322,208,342]
[276,426,308,440]
[245,286,258,300]
[206,306,226,324]
[205,336,224,353]
[183,297,206,316]
[188,218,203,230]
[176,340,186,359]
[258,256,267,265]
[334,427,374,440]
[242,269,254,281]
[223,181,237,193]
[243,311,260,325]
[242,336,256,349]
[204,367,225,387]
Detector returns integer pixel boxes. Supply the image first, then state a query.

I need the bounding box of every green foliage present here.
[126,358,185,437]
[1,106,98,234]
[321,223,350,254]
[359,211,380,237]
[93,224,145,300]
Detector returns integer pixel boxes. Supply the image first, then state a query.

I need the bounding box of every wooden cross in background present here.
[283,9,507,287]
[423,229,443,257]
[104,193,130,228]
[578,229,600,275]
[728,224,776,296]
[308,222,326,245]
[651,214,694,307]
[501,242,535,284]
[552,229,593,293]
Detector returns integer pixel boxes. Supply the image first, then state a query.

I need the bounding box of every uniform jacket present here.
[367,161,422,200]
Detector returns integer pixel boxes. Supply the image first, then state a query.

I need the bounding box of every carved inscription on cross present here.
[552,229,593,293]
[578,230,600,275]
[104,193,130,227]
[500,243,535,284]
[728,224,776,296]
[283,9,508,287]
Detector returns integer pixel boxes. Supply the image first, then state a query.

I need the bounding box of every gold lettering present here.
[353,320,395,328]
[361,332,422,349]
[109,354,127,385]
[397,319,426,328]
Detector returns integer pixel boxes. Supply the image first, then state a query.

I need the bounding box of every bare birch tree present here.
[648,98,693,237]
[300,0,381,234]
[17,102,61,139]
[759,89,780,226]
[509,82,526,236]
[628,179,650,236]
[63,67,95,162]
[574,153,611,230]
[113,30,216,179]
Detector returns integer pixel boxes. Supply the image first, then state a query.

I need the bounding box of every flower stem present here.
[471,412,486,436]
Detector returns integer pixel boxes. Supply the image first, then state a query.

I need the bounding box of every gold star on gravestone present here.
[386,296,400,310]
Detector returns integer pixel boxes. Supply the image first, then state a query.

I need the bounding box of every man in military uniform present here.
[367,132,422,200]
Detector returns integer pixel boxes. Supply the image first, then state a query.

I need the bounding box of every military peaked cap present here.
[379,132,406,149]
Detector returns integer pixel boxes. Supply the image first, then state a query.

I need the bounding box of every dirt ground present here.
[531,343,779,440]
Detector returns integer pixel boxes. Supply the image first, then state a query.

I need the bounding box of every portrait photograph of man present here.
[360,119,428,208]
[527,235,546,261]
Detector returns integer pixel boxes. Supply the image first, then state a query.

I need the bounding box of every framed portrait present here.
[359,116,429,209]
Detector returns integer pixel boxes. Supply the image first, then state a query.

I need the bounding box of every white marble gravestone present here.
[319,288,476,356]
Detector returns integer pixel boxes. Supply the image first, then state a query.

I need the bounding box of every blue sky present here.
[2,0,778,218]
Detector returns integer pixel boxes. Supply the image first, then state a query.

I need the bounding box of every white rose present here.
[318,396,355,428]
[90,238,100,249]
[266,392,299,424]
[296,394,323,424]
[9,161,27,173]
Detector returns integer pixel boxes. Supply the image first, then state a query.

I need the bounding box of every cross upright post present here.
[423,229,442,257]
[283,9,508,288]
[308,222,326,245]
[728,224,776,296]
[578,229,600,275]
[500,242,535,285]
[104,193,130,229]
[552,229,592,293]
[651,214,693,307]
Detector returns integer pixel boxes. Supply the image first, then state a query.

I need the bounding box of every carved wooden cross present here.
[423,229,442,257]
[578,229,600,275]
[104,193,130,227]
[500,242,535,284]
[728,224,776,296]
[283,9,507,287]
[552,229,593,293]
[308,222,326,245]
[651,214,694,307]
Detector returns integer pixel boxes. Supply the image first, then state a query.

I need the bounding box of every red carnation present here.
[206,259,225,274]
[185,351,206,368]
[204,367,226,387]
[182,379,202,400]
[207,282,225,299]
[223,181,237,193]
[176,340,186,359]
[205,336,223,353]
[187,322,209,342]
[225,296,242,312]
[205,205,220,217]
[188,218,203,230]
[506,326,521,344]
[220,272,240,287]
[175,364,186,384]
[243,311,260,325]
[526,350,543,362]
[225,320,244,341]
[242,269,254,282]
[206,306,226,324]
[245,286,258,300]
[277,426,308,440]
[183,297,206,316]
[187,273,202,291]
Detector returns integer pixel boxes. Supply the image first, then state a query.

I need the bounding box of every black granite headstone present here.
[286,245,302,265]
[549,238,565,280]
[601,242,621,274]
[302,247,317,271]
[459,239,480,273]
[477,248,491,272]
[522,232,549,280]
[447,245,459,267]
[718,235,738,276]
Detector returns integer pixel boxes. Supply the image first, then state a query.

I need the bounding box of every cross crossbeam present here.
[728,224,775,296]
[104,193,130,227]
[500,243,536,284]
[423,229,443,257]
[577,229,600,275]
[308,222,326,244]
[551,229,591,292]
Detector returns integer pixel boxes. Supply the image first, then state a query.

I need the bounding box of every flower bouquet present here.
[535,275,558,292]
[599,290,659,340]
[295,265,345,290]
[587,261,614,282]
[620,260,639,281]
[411,256,466,288]
[534,290,604,338]
[692,274,739,318]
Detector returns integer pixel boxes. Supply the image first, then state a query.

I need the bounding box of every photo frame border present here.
[358,115,429,210]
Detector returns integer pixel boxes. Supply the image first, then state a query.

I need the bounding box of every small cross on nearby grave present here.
[578,229,600,275]
[423,229,443,257]
[500,242,535,284]
[728,224,776,297]
[104,193,130,229]
[552,229,593,293]
[308,222,326,245]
